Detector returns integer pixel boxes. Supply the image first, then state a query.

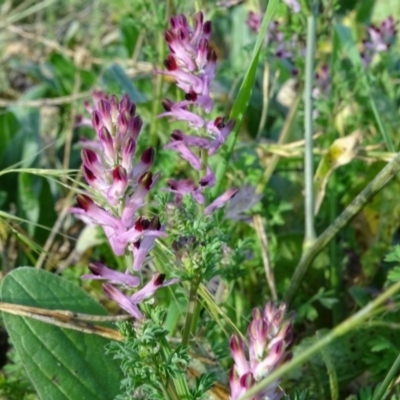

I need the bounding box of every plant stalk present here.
[303,2,318,247]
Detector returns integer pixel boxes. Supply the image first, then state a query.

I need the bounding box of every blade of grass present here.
[212,0,279,197]
[372,353,400,400]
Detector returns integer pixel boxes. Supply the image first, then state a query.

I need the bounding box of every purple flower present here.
[82,261,140,287]
[204,188,238,216]
[103,273,179,319]
[361,17,397,67]
[72,94,160,263]
[71,93,178,320]
[229,301,294,400]
[157,12,236,216]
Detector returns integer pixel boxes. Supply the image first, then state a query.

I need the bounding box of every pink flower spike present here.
[130,273,179,304]
[102,284,143,319]
[82,261,140,287]
[204,188,238,215]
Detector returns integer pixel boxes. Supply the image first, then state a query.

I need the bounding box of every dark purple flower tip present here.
[76,194,94,211]
[98,99,111,118]
[139,171,153,190]
[87,262,103,276]
[207,48,217,62]
[83,165,96,182]
[170,15,177,29]
[164,54,178,71]
[133,239,141,249]
[214,116,226,129]
[131,115,143,136]
[150,215,161,230]
[161,99,174,112]
[203,20,212,35]
[167,179,178,190]
[82,149,98,165]
[177,14,188,27]
[141,147,155,165]
[164,30,175,43]
[134,216,150,231]
[240,372,255,389]
[171,130,184,141]
[185,90,198,102]
[154,272,166,286]
[112,165,127,182]
[92,110,102,131]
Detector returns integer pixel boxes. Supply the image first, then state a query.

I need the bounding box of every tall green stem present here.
[303,2,318,248]
[181,275,201,346]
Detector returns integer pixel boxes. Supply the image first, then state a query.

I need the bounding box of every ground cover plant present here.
[1,0,400,398]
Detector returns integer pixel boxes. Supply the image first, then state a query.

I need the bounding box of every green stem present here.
[182,275,201,346]
[159,336,190,400]
[303,1,318,248]
[329,174,342,324]
[240,280,400,399]
[372,352,400,400]
[285,151,400,304]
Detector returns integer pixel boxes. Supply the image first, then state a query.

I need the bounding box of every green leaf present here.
[0,111,19,161]
[213,0,279,196]
[120,16,140,58]
[385,245,400,263]
[102,63,147,103]
[1,267,123,400]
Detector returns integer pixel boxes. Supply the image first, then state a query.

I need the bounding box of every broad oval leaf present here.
[1,267,123,400]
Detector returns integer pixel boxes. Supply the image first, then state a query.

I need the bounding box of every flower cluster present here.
[361,17,398,67]
[157,12,237,214]
[71,92,177,319]
[229,302,294,400]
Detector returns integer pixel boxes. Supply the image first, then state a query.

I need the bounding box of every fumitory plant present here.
[2,1,400,400]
